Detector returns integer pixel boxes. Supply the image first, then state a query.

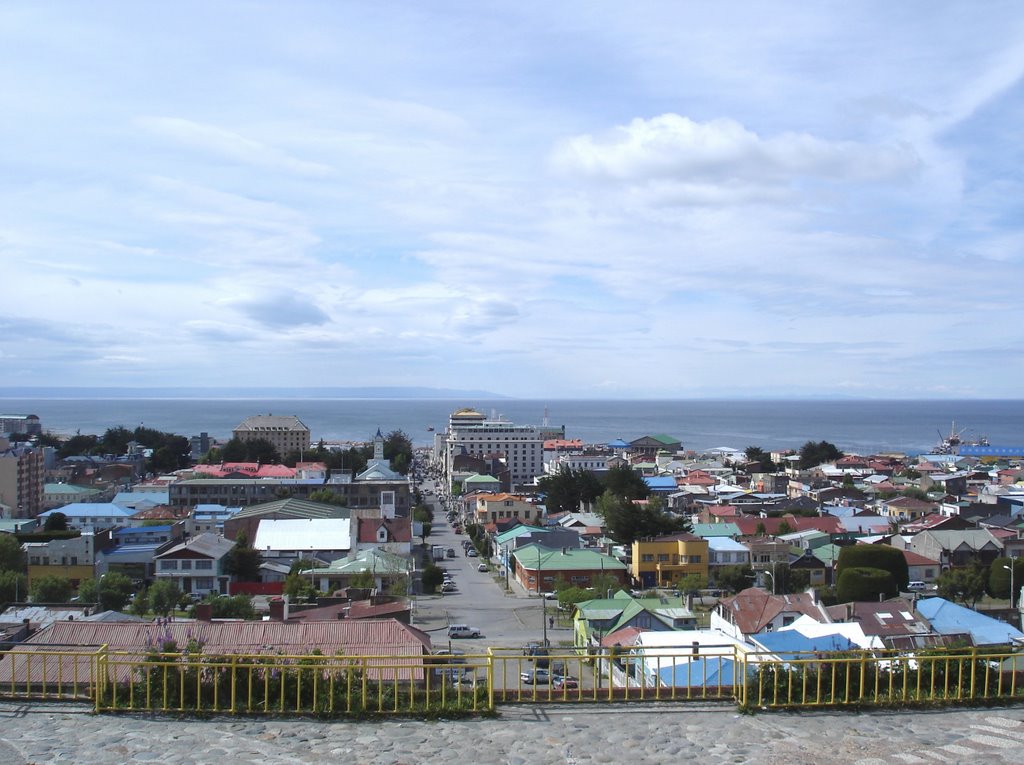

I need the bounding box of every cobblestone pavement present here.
[0,701,1021,765]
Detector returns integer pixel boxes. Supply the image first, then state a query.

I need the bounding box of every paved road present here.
[0,701,1022,764]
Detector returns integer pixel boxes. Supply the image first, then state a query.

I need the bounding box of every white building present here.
[440,408,544,487]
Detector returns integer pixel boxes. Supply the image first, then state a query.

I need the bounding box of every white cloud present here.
[552,114,920,187]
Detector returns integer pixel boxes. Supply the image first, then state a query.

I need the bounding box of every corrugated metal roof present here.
[0,618,432,686]
[254,518,351,551]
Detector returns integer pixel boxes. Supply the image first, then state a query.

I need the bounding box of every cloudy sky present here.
[2,2,1023,399]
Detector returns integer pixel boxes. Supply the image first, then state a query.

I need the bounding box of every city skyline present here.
[2,3,1023,399]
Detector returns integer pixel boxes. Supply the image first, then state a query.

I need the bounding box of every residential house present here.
[711,588,828,638]
[825,598,941,650]
[223,498,352,546]
[24,530,114,592]
[253,517,353,564]
[474,493,541,525]
[902,550,941,584]
[153,532,236,597]
[354,516,413,555]
[910,529,1004,570]
[42,483,103,510]
[512,543,627,594]
[36,503,134,532]
[915,597,1024,646]
[299,548,411,593]
[630,533,710,588]
[706,537,750,584]
[572,590,697,648]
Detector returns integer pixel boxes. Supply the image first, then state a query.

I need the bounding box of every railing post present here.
[486,648,495,712]
[969,647,977,700]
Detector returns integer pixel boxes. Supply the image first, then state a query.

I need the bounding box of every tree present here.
[799,440,843,470]
[95,572,134,611]
[988,557,1024,606]
[308,489,347,506]
[223,531,262,582]
[58,434,99,459]
[836,567,897,603]
[744,446,777,472]
[43,512,69,533]
[937,565,987,608]
[421,564,444,593]
[77,577,99,604]
[30,575,72,603]
[596,492,689,546]
[836,545,909,591]
[537,467,605,516]
[0,534,25,572]
[220,437,280,464]
[776,520,794,536]
[602,465,650,500]
[205,594,257,620]
[383,430,414,475]
[675,573,707,595]
[713,564,754,593]
[284,574,317,601]
[148,579,181,616]
[0,570,27,603]
[129,588,150,617]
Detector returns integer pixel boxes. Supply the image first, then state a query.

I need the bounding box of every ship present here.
[932,421,989,455]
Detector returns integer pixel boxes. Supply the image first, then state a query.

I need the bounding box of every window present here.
[641,554,654,562]
[194,560,213,570]
[180,560,193,570]
[193,577,215,590]
[160,560,179,570]
[658,554,670,562]
[689,555,702,564]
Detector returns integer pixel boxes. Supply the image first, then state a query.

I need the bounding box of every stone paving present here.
[0,701,1022,765]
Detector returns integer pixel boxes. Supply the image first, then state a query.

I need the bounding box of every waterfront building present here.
[0,414,41,437]
[232,414,311,457]
[439,408,547,489]
[0,439,44,518]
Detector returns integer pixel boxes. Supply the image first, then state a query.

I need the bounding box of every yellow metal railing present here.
[0,644,1020,715]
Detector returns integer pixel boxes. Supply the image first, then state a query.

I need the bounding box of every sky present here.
[2,2,1023,399]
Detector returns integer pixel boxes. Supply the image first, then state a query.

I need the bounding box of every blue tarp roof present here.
[915,597,1024,645]
[644,477,678,490]
[656,658,748,688]
[751,631,858,660]
[959,446,1024,457]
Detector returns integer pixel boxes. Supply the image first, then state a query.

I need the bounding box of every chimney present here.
[692,640,699,657]
[268,597,286,622]
[195,603,213,622]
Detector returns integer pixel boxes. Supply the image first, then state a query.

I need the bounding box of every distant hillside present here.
[0,386,509,400]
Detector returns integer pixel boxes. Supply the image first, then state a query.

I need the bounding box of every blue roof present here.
[656,658,749,688]
[114,525,171,535]
[751,631,858,660]
[915,597,1024,645]
[38,503,133,518]
[959,445,1024,457]
[644,477,678,490]
[103,543,163,557]
[608,439,630,448]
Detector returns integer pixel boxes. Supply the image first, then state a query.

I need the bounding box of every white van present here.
[447,624,482,639]
[907,581,927,591]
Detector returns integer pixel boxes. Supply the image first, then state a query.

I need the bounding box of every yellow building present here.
[474,493,541,525]
[631,533,709,588]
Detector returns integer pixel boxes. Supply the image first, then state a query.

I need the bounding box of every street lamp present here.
[1004,563,1016,609]
[763,570,775,596]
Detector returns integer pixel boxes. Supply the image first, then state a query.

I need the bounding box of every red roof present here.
[902,549,940,566]
[0,619,432,684]
[356,516,412,544]
[193,463,297,479]
[733,515,843,537]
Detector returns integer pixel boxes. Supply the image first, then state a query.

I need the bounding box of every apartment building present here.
[0,440,44,518]
[441,408,546,487]
[232,414,311,457]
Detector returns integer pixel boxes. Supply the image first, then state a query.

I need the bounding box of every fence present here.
[0,643,1020,716]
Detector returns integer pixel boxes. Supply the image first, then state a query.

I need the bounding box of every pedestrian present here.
[548,616,554,630]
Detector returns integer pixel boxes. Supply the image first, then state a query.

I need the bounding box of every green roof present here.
[304,548,409,576]
[692,522,740,538]
[44,483,102,495]
[232,498,351,520]
[512,543,625,572]
[650,434,680,445]
[495,525,549,546]
[464,474,500,484]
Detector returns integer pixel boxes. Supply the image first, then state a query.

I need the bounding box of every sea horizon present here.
[2,396,1023,456]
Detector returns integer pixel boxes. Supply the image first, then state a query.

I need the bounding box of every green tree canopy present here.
[307,488,348,506]
[0,570,27,603]
[0,534,26,572]
[223,531,263,582]
[219,437,281,464]
[283,574,317,601]
[204,594,257,620]
[148,579,181,616]
[537,467,605,516]
[799,440,844,470]
[937,565,987,608]
[836,544,909,590]
[743,446,777,472]
[30,575,72,603]
[43,512,69,533]
[988,557,1024,606]
[836,567,897,603]
[597,492,690,545]
[383,430,414,475]
[712,564,754,593]
[421,564,444,593]
[95,572,134,611]
[602,465,650,500]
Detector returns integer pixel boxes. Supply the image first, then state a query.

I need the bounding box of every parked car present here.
[446,548,456,558]
[441,582,457,593]
[553,676,579,690]
[466,548,478,557]
[477,563,488,572]
[520,669,551,684]
[447,624,482,639]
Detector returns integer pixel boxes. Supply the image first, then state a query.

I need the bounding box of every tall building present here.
[0,439,44,518]
[0,414,41,437]
[441,408,545,488]
[232,414,311,457]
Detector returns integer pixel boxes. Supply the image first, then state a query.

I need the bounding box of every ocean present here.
[2,397,1023,456]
